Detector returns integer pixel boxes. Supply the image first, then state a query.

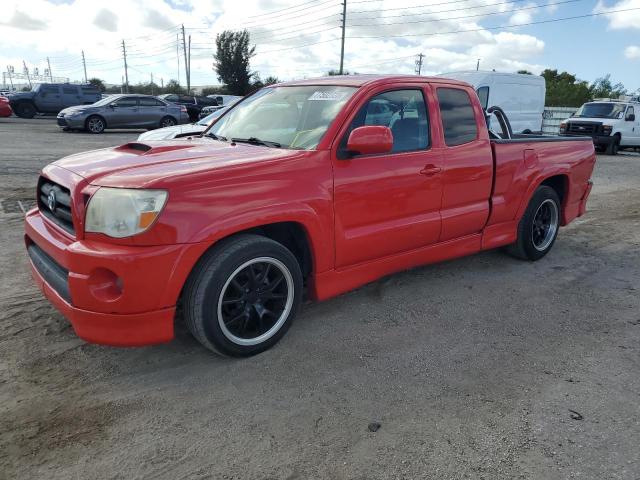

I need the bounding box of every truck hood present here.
[49,138,305,188]
[7,92,33,101]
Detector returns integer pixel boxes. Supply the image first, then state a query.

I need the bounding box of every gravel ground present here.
[1,116,639,480]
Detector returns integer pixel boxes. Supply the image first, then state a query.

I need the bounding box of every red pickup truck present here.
[25,75,595,356]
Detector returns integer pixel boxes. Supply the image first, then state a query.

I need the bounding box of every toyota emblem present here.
[47,190,57,212]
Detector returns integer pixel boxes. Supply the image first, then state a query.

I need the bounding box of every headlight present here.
[85,188,168,238]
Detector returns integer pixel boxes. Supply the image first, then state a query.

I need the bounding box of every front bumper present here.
[24,209,208,346]
[57,115,85,129]
[561,133,614,146]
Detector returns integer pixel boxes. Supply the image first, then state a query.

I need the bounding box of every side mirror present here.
[346,126,393,156]
[109,104,115,109]
[626,113,635,121]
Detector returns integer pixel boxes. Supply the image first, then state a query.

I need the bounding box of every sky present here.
[0,0,638,91]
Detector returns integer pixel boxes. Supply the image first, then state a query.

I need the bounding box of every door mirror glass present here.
[346,126,393,156]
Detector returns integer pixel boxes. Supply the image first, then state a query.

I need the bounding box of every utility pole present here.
[161,77,164,89]
[81,50,88,83]
[150,73,154,95]
[6,66,14,90]
[176,33,181,86]
[188,34,192,94]
[46,57,53,82]
[23,61,32,88]
[121,40,129,93]
[339,0,347,75]
[415,53,424,75]
[181,25,190,93]
[476,58,480,71]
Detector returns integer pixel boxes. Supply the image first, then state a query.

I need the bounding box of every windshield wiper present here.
[203,132,227,141]
[231,137,281,148]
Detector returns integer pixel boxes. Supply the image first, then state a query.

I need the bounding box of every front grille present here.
[27,241,71,303]
[567,122,600,135]
[37,177,75,235]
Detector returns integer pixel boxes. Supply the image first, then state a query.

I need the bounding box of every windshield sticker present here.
[308,90,349,101]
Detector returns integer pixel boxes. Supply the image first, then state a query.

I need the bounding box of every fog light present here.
[87,268,123,302]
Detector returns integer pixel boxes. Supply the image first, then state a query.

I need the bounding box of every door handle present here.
[420,165,442,176]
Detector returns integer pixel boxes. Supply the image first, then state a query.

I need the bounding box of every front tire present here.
[15,102,36,118]
[605,136,620,155]
[507,185,561,261]
[183,235,303,356]
[85,115,106,134]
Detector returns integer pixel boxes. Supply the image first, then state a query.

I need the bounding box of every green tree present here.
[517,70,533,75]
[87,77,106,92]
[263,76,280,86]
[541,69,592,107]
[201,86,229,96]
[589,74,626,99]
[326,69,354,76]
[214,30,256,96]
[162,79,185,95]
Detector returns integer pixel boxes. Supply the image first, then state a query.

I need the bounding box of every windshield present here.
[89,96,118,107]
[574,103,627,119]
[206,85,357,149]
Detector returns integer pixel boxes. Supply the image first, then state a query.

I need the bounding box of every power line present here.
[244,0,338,21]
[255,36,339,54]
[347,0,582,27]
[346,6,640,39]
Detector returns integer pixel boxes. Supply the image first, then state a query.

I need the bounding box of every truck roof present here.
[277,74,471,88]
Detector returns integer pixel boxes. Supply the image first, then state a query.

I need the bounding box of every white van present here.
[560,99,640,155]
[437,71,546,133]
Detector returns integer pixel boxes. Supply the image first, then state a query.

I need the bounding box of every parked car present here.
[57,94,189,133]
[138,107,231,141]
[157,94,218,122]
[0,96,12,117]
[207,94,243,107]
[8,83,101,118]
[438,71,546,134]
[198,97,242,119]
[560,99,640,155]
[25,75,595,356]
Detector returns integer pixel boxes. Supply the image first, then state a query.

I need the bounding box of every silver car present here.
[137,107,231,141]
[57,94,190,134]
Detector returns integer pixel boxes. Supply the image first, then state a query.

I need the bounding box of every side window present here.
[139,97,164,107]
[63,86,77,95]
[627,106,635,119]
[113,97,138,107]
[41,85,58,94]
[179,95,195,104]
[346,89,429,154]
[437,88,478,146]
[164,94,178,102]
[476,86,489,110]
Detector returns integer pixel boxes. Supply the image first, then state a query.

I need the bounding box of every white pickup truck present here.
[560,99,640,155]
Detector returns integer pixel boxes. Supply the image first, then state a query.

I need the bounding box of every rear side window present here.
[476,86,489,110]
[179,95,195,104]
[41,85,58,94]
[62,86,77,94]
[139,97,164,106]
[437,88,478,146]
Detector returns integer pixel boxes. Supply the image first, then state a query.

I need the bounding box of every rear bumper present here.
[24,209,208,346]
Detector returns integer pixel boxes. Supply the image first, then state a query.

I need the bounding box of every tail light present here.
[180,105,187,113]
[0,96,8,103]
[559,122,567,133]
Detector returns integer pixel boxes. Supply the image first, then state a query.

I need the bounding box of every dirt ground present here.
[1,116,639,480]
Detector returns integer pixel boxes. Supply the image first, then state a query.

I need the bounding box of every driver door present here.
[332,86,443,268]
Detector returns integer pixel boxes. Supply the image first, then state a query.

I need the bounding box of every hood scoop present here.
[114,142,198,156]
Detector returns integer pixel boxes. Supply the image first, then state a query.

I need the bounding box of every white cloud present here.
[625,45,640,58]
[594,0,640,30]
[0,0,548,87]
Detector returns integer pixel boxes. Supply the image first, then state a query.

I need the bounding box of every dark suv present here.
[8,83,101,118]
[158,94,218,122]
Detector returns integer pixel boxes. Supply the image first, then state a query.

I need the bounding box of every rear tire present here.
[15,102,36,119]
[183,234,303,357]
[507,185,561,261]
[159,116,177,128]
[85,115,106,134]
